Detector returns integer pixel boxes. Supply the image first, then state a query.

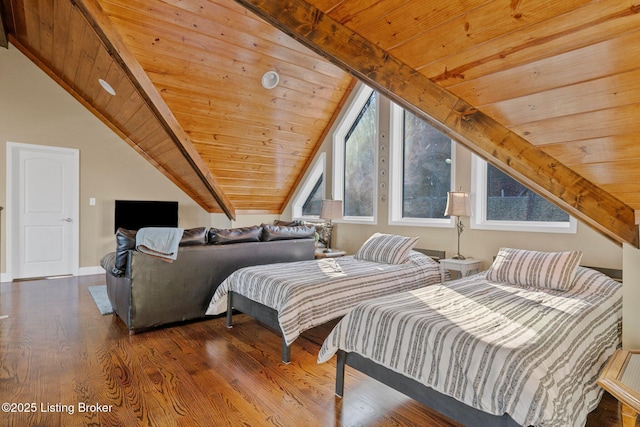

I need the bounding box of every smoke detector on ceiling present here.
[261,71,280,89]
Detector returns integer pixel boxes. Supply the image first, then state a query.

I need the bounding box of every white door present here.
[8,142,79,279]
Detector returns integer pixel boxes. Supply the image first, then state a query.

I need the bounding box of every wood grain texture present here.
[236,0,638,247]
[0,274,632,426]
[3,0,640,243]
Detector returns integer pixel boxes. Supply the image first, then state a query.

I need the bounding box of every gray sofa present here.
[100,224,316,333]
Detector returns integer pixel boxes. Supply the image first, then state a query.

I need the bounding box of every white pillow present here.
[354,233,418,265]
[486,247,583,290]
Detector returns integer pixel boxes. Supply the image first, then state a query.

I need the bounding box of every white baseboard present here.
[0,267,104,282]
[78,266,105,276]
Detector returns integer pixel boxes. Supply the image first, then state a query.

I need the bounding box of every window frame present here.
[332,84,378,224]
[388,102,455,227]
[470,154,577,233]
[292,152,325,220]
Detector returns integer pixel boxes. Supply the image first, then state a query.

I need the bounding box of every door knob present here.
[62,218,73,222]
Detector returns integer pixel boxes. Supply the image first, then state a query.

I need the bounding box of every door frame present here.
[6,142,80,280]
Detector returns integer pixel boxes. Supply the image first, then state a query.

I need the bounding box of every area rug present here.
[89,285,113,315]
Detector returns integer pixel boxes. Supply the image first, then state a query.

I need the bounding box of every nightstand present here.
[598,349,640,427]
[315,249,346,259]
[439,258,483,281]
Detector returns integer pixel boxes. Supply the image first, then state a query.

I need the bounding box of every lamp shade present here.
[444,192,472,217]
[321,199,343,221]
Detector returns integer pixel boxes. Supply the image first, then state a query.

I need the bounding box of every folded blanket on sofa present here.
[136,227,184,262]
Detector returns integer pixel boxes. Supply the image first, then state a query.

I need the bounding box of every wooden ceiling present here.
[1,0,639,247]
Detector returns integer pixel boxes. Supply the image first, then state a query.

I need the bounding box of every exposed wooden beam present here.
[74,0,236,220]
[235,0,639,247]
[0,0,9,48]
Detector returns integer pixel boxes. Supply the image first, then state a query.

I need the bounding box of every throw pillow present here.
[354,233,419,265]
[261,224,316,241]
[208,225,262,244]
[179,227,207,246]
[485,247,583,290]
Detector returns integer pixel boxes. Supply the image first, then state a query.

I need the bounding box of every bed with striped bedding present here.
[205,250,442,362]
[318,266,622,427]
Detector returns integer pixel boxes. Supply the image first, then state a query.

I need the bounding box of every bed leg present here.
[226,293,233,329]
[281,339,291,364]
[336,350,345,398]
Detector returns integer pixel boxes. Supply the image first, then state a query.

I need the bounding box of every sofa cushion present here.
[262,224,316,241]
[273,219,303,227]
[115,228,137,272]
[208,225,262,245]
[180,227,207,246]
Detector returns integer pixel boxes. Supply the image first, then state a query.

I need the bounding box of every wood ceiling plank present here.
[79,0,235,218]
[36,0,54,63]
[162,90,340,132]
[423,0,640,87]
[388,0,591,69]
[161,0,325,57]
[70,22,101,97]
[99,0,351,213]
[107,13,344,88]
[61,6,90,89]
[511,103,640,146]
[104,0,342,77]
[448,28,640,107]
[20,0,41,51]
[217,179,294,190]
[147,71,342,126]
[126,44,345,101]
[207,160,302,175]
[341,0,493,50]
[542,135,640,167]
[193,142,311,162]
[51,0,72,72]
[572,161,640,184]
[93,60,125,111]
[176,117,315,147]
[82,42,115,102]
[235,0,638,247]
[480,68,640,127]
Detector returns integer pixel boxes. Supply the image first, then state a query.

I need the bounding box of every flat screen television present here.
[114,200,179,233]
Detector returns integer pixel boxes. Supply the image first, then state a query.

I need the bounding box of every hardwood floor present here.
[0,275,632,426]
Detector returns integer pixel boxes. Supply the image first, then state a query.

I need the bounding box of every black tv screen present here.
[114,200,179,233]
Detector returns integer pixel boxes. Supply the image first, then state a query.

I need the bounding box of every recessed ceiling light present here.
[98,79,116,96]
[261,71,280,89]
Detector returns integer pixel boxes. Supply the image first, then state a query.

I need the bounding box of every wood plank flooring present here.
[0,275,632,426]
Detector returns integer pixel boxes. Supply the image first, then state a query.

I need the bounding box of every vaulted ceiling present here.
[1,0,639,247]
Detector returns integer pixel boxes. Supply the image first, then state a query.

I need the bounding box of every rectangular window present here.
[293,152,325,220]
[486,165,569,222]
[390,104,453,226]
[471,155,576,233]
[402,110,452,218]
[343,91,376,218]
[302,175,323,216]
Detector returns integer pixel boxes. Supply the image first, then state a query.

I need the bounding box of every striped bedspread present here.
[205,251,442,346]
[318,267,622,427]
